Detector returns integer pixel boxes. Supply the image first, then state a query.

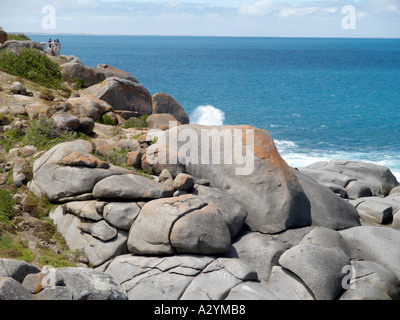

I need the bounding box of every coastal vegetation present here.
[0,48,64,90]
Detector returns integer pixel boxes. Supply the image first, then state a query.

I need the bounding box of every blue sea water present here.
[30,35,400,178]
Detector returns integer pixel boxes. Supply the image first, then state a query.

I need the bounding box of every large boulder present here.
[81,77,152,117]
[92,174,174,201]
[0,259,40,283]
[300,159,399,197]
[294,170,361,230]
[1,40,43,53]
[66,97,113,122]
[61,61,106,88]
[28,139,127,202]
[0,29,7,44]
[50,206,128,267]
[127,194,232,255]
[96,64,139,83]
[339,226,400,279]
[103,254,268,300]
[147,124,311,234]
[152,93,189,124]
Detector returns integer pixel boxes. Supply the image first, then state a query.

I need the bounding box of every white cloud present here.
[238,0,274,16]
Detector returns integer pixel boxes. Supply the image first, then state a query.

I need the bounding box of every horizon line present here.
[16,32,400,40]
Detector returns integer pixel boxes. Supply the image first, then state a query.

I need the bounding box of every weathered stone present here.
[126,150,142,169]
[295,170,361,230]
[51,112,80,131]
[127,195,207,255]
[356,201,393,224]
[34,286,73,300]
[25,103,50,120]
[147,113,181,130]
[225,282,278,300]
[346,180,372,200]
[170,203,232,255]
[10,82,27,95]
[29,140,125,202]
[78,220,117,241]
[339,226,400,279]
[55,267,128,300]
[152,93,189,125]
[0,259,40,283]
[158,169,174,186]
[103,202,141,230]
[305,159,399,197]
[279,244,350,300]
[226,231,289,282]
[151,125,312,234]
[267,266,314,300]
[81,77,152,117]
[61,61,106,88]
[66,97,113,122]
[19,145,37,158]
[63,201,104,221]
[172,173,194,191]
[2,40,43,53]
[192,185,248,237]
[96,64,139,83]
[0,277,34,300]
[50,206,128,267]
[92,174,174,201]
[339,260,400,300]
[78,117,95,135]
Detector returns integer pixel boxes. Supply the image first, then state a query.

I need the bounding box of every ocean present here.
[29,35,400,179]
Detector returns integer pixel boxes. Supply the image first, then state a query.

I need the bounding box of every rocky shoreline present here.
[1,38,400,300]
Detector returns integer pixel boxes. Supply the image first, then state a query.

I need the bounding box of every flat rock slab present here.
[92,174,174,201]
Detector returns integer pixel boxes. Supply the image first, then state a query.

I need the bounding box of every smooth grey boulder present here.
[96,64,139,83]
[152,92,190,125]
[172,173,194,191]
[267,266,314,300]
[55,268,128,300]
[180,259,256,300]
[339,260,400,300]
[128,195,207,255]
[170,203,232,255]
[2,40,43,53]
[78,220,117,241]
[103,202,141,230]
[346,180,372,200]
[34,286,73,300]
[50,206,128,267]
[29,140,126,202]
[150,125,312,234]
[10,81,27,95]
[0,259,40,283]
[299,227,360,259]
[226,231,289,282]
[128,195,232,255]
[279,244,350,300]
[295,170,361,230]
[339,226,400,279]
[356,201,393,224]
[304,159,399,197]
[51,112,80,131]
[0,277,34,300]
[92,174,174,201]
[63,200,104,221]
[61,61,106,88]
[192,185,248,237]
[81,77,152,117]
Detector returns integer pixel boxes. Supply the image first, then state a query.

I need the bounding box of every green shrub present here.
[100,114,115,126]
[0,189,15,224]
[0,48,64,90]
[5,128,24,143]
[107,147,129,167]
[6,33,31,41]
[22,118,89,151]
[123,115,149,129]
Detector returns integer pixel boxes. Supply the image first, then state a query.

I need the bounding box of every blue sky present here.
[1,0,399,37]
